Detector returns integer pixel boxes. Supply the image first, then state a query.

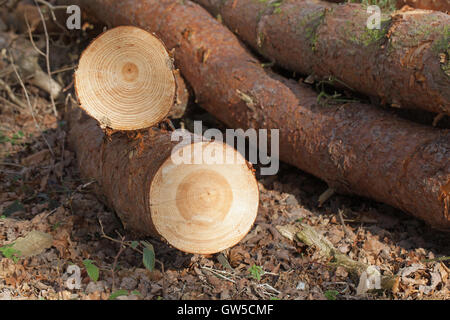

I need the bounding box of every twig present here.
[33,0,58,116]
[276,223,397,291]
[338,209,351,237]
[421,256,450,263]
[35,0,69,32]
[0,95,25,111]
[24,15,46,57]
[111,234,127,291]
[432,113,445,127]
[98,218,165,273]
[0,162,26,168]
[318,187,335,207]
[51,65,76,75]
[0,78,27,109]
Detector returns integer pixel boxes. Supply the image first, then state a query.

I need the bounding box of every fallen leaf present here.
[11,230,53,258]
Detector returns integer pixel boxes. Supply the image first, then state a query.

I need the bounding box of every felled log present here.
[75,26,177,130]
[62,0,450,230]
[194,0,450,115]
[397,0,449,12]
[69,109,259,254]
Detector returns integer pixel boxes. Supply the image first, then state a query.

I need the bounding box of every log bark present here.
[63,0,450,230]
[194,0,450,115]
[68,107,259,254]
[169,69,190,119]
[397,0,449,12]
[75,26,177,130]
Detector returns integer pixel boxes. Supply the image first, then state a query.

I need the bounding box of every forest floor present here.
[0,2,449,300]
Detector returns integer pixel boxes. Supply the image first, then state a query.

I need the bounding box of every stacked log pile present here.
[69,26,260,254]
[60,0,450,231]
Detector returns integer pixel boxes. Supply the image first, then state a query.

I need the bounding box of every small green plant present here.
[0,130,25,146]
[324,289,339,300]
[248,264,264,281]
[141,241,155,272]
[83,259,99,282]
[109,289,141,300]
[52,222,61,231]
[0,245,22,263]
[109,290,129,300]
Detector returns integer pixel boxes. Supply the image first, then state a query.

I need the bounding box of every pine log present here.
[63,0,450,230]
[68,108,259,254]
[194,0,450,115]
[75,26,176,130]
[397,0,449,12]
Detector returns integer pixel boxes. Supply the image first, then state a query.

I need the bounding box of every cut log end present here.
[75,26,176,130]
[150,141,259,254]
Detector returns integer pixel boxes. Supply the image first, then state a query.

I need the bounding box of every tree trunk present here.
[75,26,177,130]
[68,108,259,254]
[397,0,449,12]
[194,0,450,115]
[63,0,450,230]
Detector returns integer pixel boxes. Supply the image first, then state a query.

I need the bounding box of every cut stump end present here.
[75,26,176,130]
[150,141,259,254]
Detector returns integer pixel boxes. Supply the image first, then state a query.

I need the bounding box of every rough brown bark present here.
[194,0,450,115]
[63,0,450,230]
[397,0,449,12]
[169,69,190,119]
[68,107,259,254]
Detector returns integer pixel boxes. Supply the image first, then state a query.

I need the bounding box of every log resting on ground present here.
[194,0,450,115]
[68,108,259,254]
[396,0,449,12]
[63,0,450,230]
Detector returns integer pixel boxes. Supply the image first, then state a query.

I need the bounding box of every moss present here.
[347,0,397,13]
[390,15,444,49]
[297,9,327,51]
[433,26,450,77]
[345,15,391,47]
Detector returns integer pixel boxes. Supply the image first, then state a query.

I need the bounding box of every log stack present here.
[62,0,450,231]
[69,26,259,254]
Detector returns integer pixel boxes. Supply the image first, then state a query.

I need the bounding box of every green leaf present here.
[324,290,339,300]
[0,245,22,263]
[130,241,139,249]
[83,259,99,282]
[3,200,24,216]
[109,290,129,300]
[143,246,155,272]
[248,264,263,281]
